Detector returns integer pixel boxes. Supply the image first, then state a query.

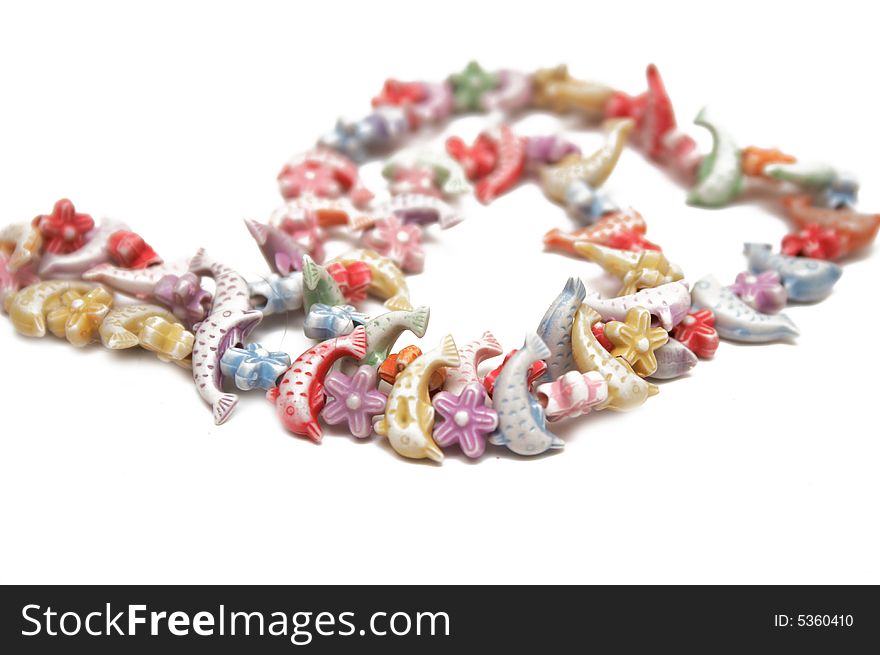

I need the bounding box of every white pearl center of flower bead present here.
[636,337,650,353]
[304,170,317,180]
[71,299,85,310]
[63,226,77,240]
[396,230,410,243]
[453,411,470,427]
[682,316,695,326]
[346,395,362,410]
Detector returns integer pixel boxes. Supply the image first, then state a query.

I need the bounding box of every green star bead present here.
[449,61,498,112]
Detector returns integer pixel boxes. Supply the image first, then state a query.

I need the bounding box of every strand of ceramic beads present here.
[2,63,876,463]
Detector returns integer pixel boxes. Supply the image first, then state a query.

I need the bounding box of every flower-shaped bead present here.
[432,383,498,458]
[671,309,719,359]
[107,230,163,269]
[730,271,787,314]
[321,365,388,439]
[276,208,325,262]
[388,167,443,197]
[277,161,343,200]
[139,316,195,363]
[153,273,212,327]
[445,133,498,180]
[449,61,498,112]
[45,286,113,347]
[361,214,425,273]
[303,303,367,341]
[319,118,372,163]
[535,370,608,422]
[34,199,95,254]
[220,343,291,391]
[780,223,842,261]
[604,306,669,377]
[371,79,427,109]
[326,261,373,303]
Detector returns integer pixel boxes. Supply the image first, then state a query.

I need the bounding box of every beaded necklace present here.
[2,62,875,463]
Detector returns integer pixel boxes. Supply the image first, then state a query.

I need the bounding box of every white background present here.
[1,0,878,584]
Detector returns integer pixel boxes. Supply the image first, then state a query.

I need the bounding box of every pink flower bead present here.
[361,215,425,273]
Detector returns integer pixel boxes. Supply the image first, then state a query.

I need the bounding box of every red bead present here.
[474,126,526,204]
[591,322,614,351]
[445,133,498,180]
[326,261,372,303]
[780,223,842,260]
[605,229,662,252]
[483,350,548,397]
[34,199,94,255]
[671,309,719,359]
[107,230,163,269]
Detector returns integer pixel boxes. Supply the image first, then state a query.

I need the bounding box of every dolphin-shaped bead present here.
[743,243,842,302]
[301,254,346,313]
[690,274,799,343]
[443,331,503,395]
[649,338,697,380]
[327,249,412,311]
[687,108,743,208]
[489,332,564,456]
[360,305,430,367]
[536,277,586,383]
[582,280,691,331]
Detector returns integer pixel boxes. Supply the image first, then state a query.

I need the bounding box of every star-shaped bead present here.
[730,271,787,314]
[432,383,498,458]
[34,199,95,254]
[603,306,668,377]
[321,365,387,439]
[671,309,719,359]
[448,61,497,112]
[780,223,842,261]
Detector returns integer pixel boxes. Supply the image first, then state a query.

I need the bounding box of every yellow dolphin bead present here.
[327,248,412,311]
[45,286,113,347]
[531,65,614,115]
[4,280,97,337]
[571,242,684,296]
[603,307,669,377]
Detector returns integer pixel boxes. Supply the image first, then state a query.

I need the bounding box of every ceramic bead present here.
[106,230,162,269]
[377,345,446,392]
[37,219,127,278]
[302,254,346,314]
[535,370,608,422]
[0,252,38,308]
[374,335,460,462]
[189,249,263,425]
[780,224,842,261]
[571,304,657,410]
[269,200,328,262]
[488,333,563,456]
[603,307,669,377]
[730,271,787,314]
[543,208,649,255]
[573,242,684,296]
[81,261,188,299]
[480,69,532,113]
[409,81,454,125]
[138,316,195,364]
[0,222,43,272]
[445,133,498,181]
[743,243,842,302]
[432,383,498,458]
[153,272,213,327]
[371,79,427,111]
[449,61,497,112]
[536,277,585,383]
[245,273,301,317]
[245,218,307,275]
[269,327,368,442]
[4,280,98,338]
[383,150,471,197]
[220,343,291,391]
[591,321,614,352]
[361,305,430,367]
[670,309,720,359]
[321,365,388,439]
[649,338,698,380]
[474,126,526,204]
[327,249,412,312]
[687,108,743,208]
[539,119,633,202]
[443,331,503,396]
[360,215,425,273]
[782,195,880,258]
[582,280,691,331]
[45,286,113,347]
[531,65,613,116]
[741,146,797,177]
[99,304,180,350]
[563,180,619,224]
[326,261,372,304]
[303,303,366,341]
[690,275,798,343]
[385,193,463,230]
[483,350,547,398]
[525,135,581,166]
[763,161,838,190]
[34,199,94,254]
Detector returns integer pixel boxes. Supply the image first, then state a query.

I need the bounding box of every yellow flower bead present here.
[138,315,194,362]
[603,307,669,377]
[45,287,113,347]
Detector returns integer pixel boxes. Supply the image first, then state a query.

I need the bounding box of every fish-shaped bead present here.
[571,304,657,410]
[443,331,503,395]
[270,326,368,443]
[361,305,430,367]
[648,338,697,380]
[743,243,842,302]
[687,108,742,208]
[690,275,798,343]
[82,261,189,298]
[3,280,97,337]
[301,254,346,314]
[536,277,586,383]
[244,218,306,275]
[374,334,460,462]
[488,333,563,456]
[189,249,263,425]
[37,219,127,279]
[573,242,684,296]
[783,195,880,258]
[99,304,180,350]
[582,281,690,331]
[327,249,412,311]
[543,208,648,255]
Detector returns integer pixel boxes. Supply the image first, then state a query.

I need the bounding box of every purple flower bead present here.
[432,383,498,459]
[730,270,787,314]
[321,365,387,439]
[153,272,213,327]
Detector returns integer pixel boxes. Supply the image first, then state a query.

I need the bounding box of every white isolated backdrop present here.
[1,0,878,584]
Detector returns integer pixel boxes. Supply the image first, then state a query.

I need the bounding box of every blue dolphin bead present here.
[743,243,842,302]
